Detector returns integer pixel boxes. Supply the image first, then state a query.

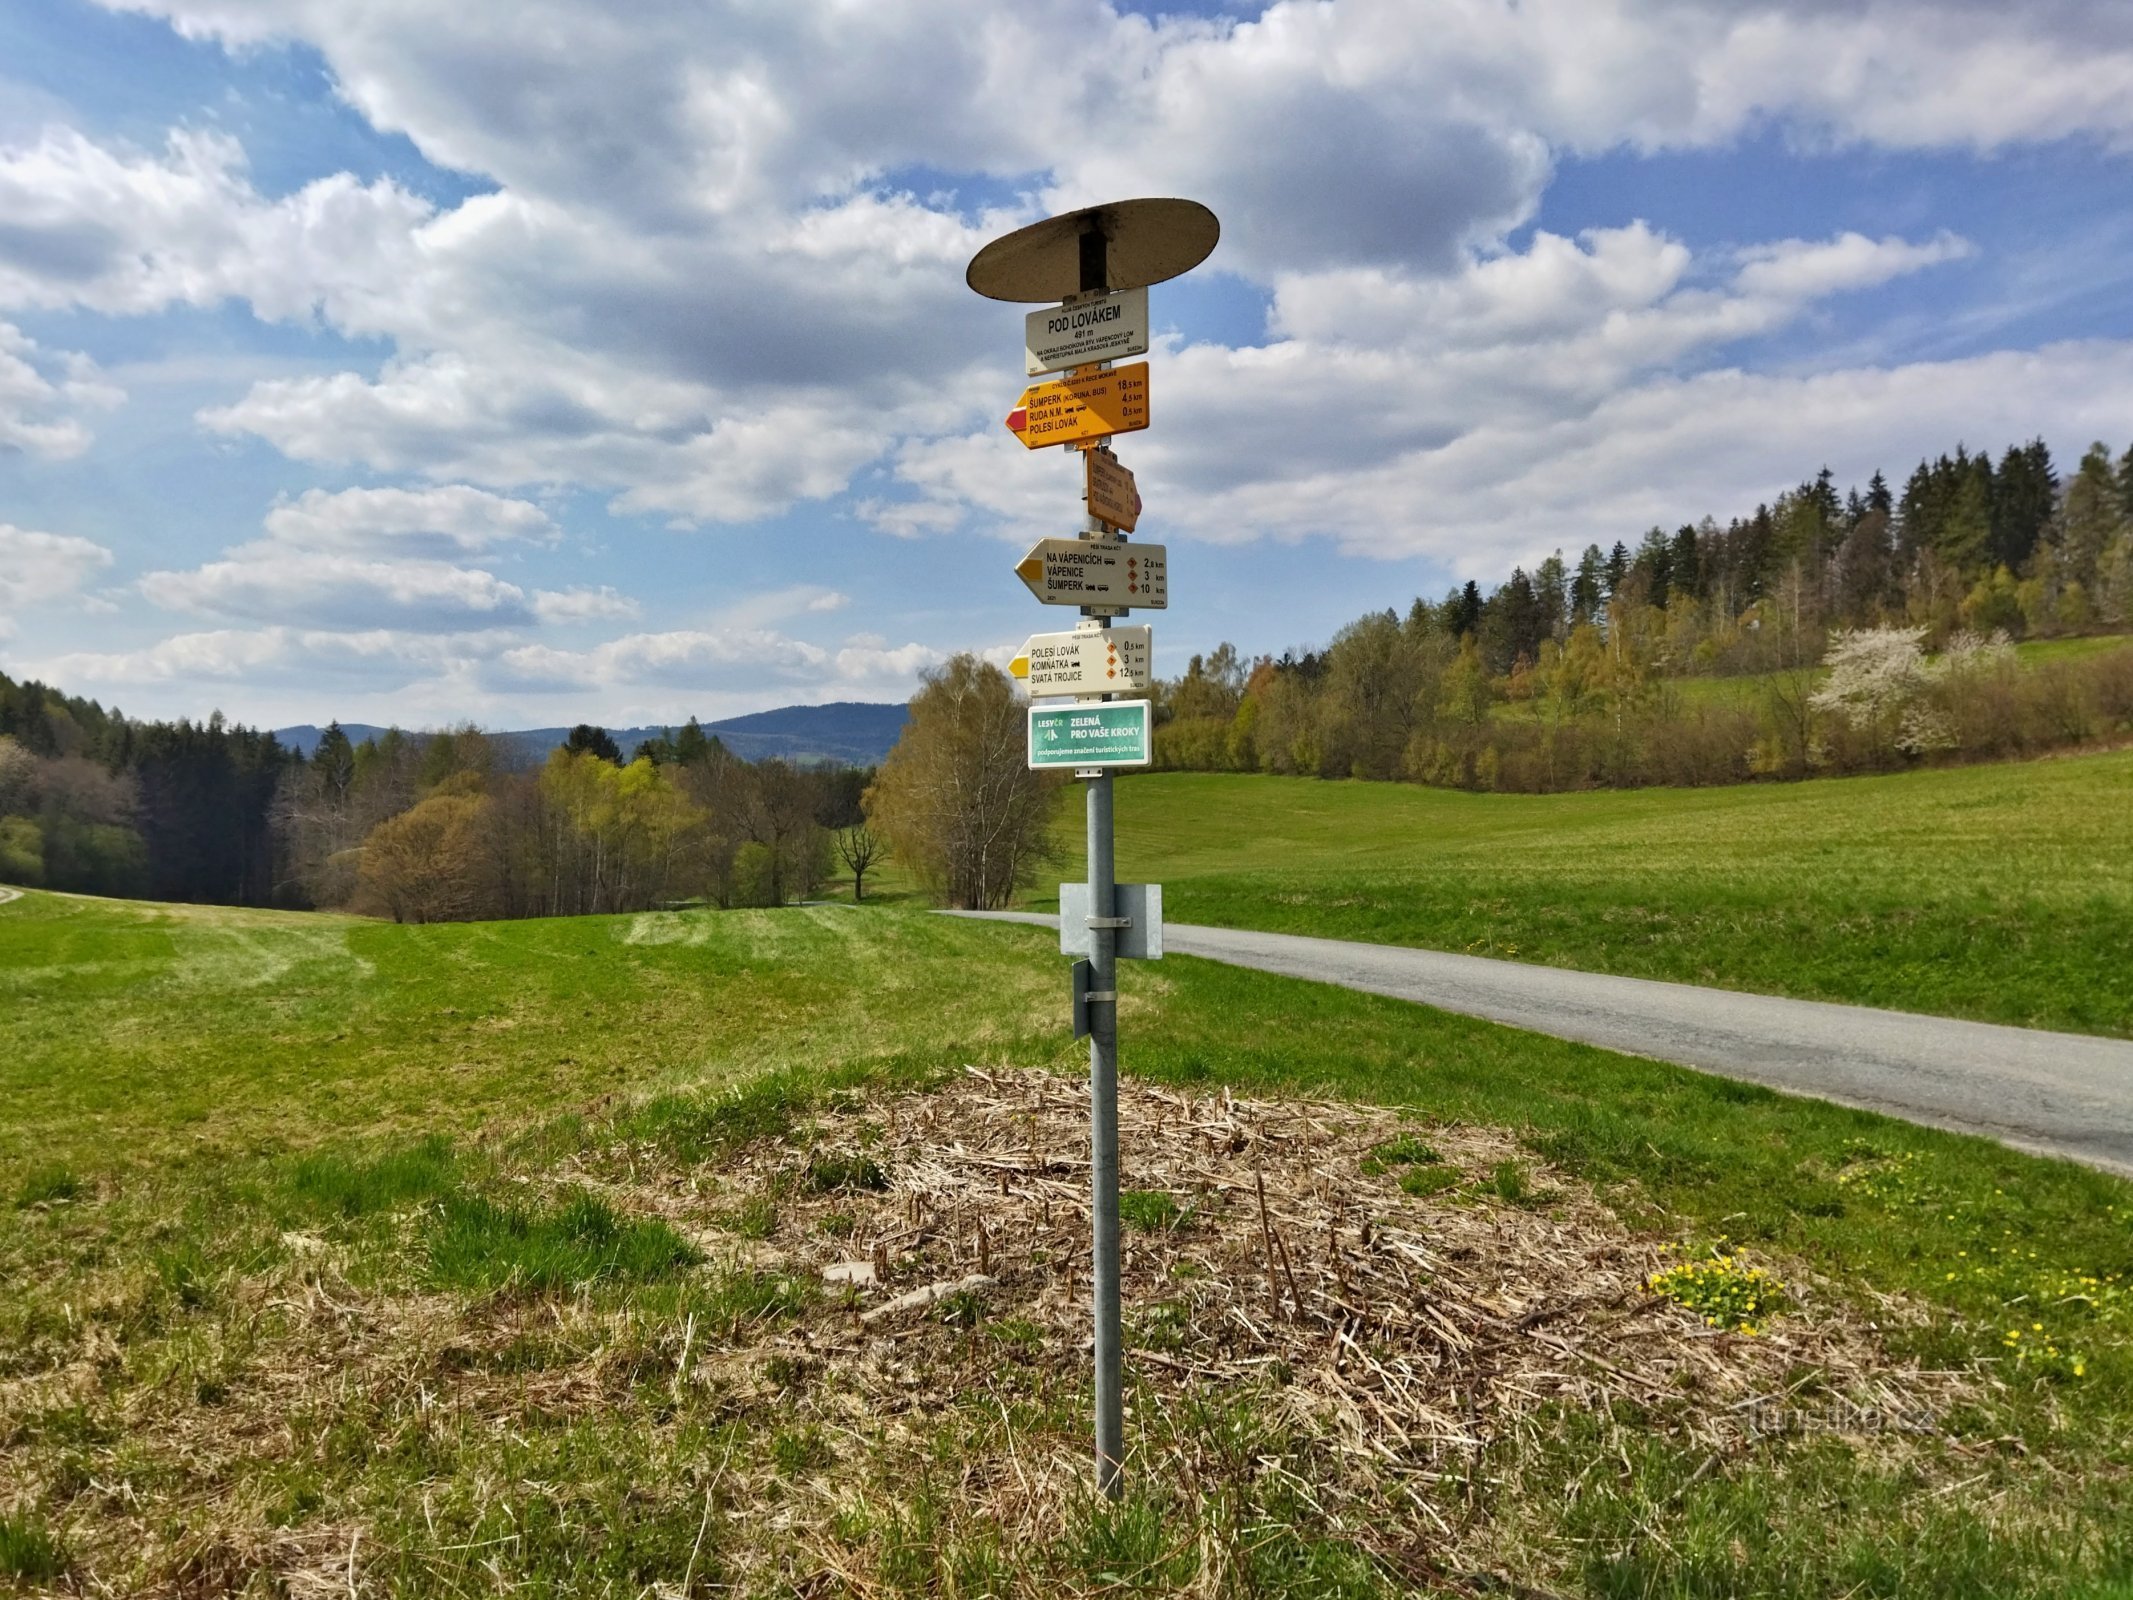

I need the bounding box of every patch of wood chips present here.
[705,1067,1954,1426]
[653,1066,1975,1585]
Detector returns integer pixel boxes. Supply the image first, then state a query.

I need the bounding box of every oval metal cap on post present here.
[965,198,1220,302]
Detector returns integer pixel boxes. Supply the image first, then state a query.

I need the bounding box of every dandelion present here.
[1648,1246,1787,1336]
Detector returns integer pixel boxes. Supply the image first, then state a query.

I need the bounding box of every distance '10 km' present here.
[1015,538,1167,609]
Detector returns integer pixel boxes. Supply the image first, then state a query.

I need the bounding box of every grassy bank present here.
[1624,630,2133,715]
[1042,749,2133,1036]
[3,889,2130,1595]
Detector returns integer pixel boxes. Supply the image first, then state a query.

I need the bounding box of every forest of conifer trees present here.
[1149,435,2133,790]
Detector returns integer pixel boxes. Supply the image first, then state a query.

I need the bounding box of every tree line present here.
[278,720,882,922]
[0,674,286,903]
[8,432,2130,906]
[0,678,894,919]
[1149,435,2133,790]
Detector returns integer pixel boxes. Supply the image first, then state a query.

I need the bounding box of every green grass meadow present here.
[1041,749,2133,1035]
[3,887,2132,1594]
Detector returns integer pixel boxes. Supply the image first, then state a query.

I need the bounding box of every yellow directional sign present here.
[1084,448,1141,532]
[1010,624,1153,695]
[1014,537,1167,609]
[1004,362,1149,450]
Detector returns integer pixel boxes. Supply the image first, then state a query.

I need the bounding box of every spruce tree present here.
[671,717,712,764]
[1533,551,1569,640]
[1938,453,1993,575]
[564,724,624,765]
[1896,459,1942,563]
[1454,580,1484,637]
[1633,526,1673,607]
[2057,443,2122,592]
[1991,439,2057,573]
[1572,545,1605,623]
[1668,524,1701,601]
[1482,569,1544,672]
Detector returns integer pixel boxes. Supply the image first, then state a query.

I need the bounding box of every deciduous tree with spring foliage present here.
[865,654,1059,910]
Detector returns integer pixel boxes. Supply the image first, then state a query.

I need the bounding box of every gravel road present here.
[947,911,2133,1177]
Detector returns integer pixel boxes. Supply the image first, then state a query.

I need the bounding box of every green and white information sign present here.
[1028,700,1152,769]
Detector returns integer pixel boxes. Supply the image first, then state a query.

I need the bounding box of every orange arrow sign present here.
[1004,362,1149,450]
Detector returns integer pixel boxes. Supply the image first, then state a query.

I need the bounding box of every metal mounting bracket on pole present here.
[1071,958,1094,1039]
[1059,882,1163,959]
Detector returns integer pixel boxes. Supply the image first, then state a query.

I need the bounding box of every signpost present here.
[1014,539,1167,609]
[1026,286,1149,375]
[968,196,1219,1500]
[1004,362,1149,450]
[1084,448,1141,533]
[1012,623,1152,695]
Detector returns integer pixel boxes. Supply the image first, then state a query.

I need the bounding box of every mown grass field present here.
[1034,748,2133,1036]
[3,888,2131,1596]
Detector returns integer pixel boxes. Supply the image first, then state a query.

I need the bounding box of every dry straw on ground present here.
[8,1067,1981,1596]
[642,1067,1976,1589]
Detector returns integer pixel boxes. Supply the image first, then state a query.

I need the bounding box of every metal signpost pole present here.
[1085,700,1123,1493]
[1077,221,1126,1499]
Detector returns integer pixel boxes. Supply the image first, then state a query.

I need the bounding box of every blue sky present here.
[3,0,2132,730]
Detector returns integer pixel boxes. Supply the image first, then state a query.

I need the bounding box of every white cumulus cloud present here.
[38,0,2120,543]
[138,485,606,632]
[0,523,116,635]
[261,485,561,556]
[0,320,123,458]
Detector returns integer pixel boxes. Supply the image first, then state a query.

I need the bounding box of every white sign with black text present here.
[1024,287,1149,376]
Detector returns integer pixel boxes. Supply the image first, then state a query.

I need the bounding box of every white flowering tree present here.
[1810,626,1931,754]
[1810,626,2016,758]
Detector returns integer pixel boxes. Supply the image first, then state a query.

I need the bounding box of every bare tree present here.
[835,822,886,901]
[742,759,829,905]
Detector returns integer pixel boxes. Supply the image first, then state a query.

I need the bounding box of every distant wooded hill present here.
[275,701,909,769]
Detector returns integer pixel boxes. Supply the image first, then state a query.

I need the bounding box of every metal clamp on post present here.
[1085,915,1132,930]
[1068,962,1117,1037]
